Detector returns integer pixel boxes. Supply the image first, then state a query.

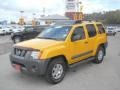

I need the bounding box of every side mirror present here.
[71,34,81,41]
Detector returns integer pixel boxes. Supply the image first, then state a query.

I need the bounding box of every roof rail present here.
[53,20,99,26]
[53,20,82,26]
[84,19,93,22]
[84,19,101,22]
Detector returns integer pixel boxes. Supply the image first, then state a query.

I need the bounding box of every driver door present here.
[69,26,91,64]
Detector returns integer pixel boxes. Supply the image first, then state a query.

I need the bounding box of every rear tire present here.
[45,58,67,84]
[93,47,105,64]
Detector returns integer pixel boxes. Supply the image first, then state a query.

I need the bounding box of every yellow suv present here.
[10,20,108,84]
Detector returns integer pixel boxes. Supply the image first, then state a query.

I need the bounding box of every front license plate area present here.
[14,64,21,72]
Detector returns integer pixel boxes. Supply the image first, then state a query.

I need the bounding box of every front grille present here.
[14,48,27,57]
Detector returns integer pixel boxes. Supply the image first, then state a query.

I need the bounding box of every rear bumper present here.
[10,54,49,75]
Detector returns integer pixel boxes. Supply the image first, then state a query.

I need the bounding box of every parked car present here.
[11,26,45,43]
[5,27,13,34]
[10,20,108,84]
[117,29,120,32]
[0,26,14,35]
[11,26,25,33]
[115,27,120,32]
[106,27,116,36]
[0,27,6,35]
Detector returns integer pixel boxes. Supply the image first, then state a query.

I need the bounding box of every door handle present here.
[84,41,88,44]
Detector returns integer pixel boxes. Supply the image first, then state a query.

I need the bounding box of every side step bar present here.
[69,57,95,68]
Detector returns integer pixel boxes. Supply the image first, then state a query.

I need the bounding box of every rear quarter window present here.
[97,24,105,34]
[86,24,97,38]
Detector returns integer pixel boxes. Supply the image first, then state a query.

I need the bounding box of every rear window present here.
[97,24,105,34]
[86,24,97,38]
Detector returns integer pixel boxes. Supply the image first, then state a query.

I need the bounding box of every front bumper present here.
[10,54,49,75]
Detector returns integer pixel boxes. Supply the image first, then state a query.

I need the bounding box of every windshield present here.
[37,26,71,41]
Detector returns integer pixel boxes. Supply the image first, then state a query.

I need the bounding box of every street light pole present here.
[74,0,84,20]
[32,13,36,27]
[79,1,84,20]
[19,11,25,26]
[43,8,45,17]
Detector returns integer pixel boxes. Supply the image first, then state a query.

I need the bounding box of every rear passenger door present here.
[85,24,97,55]
[96,24,106,37]
[96,24,107,45]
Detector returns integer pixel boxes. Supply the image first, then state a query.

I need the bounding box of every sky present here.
[0,0,120,22]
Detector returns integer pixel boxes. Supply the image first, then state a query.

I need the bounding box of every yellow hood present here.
[15,38,64,50]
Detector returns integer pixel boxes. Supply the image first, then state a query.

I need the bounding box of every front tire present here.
[93,47,105,64]
[45,58,67,84]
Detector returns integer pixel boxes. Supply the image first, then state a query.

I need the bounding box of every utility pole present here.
[43,8,45,17]
[32,13,37,27]
[18,11,25,26]
[74,0,84,20]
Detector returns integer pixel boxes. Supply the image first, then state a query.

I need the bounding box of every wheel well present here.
[100,44,105,49]
[48,55,69,69]
[99,43,106,55]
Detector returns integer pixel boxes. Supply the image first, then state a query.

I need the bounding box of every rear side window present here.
[86,24,97,37]
[97,24,105,34]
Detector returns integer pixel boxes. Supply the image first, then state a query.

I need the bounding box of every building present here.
[22,15,69,26]
[38,14,69,25]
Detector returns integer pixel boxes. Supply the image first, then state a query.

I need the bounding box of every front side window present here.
[71,26,85,41]
[86,24,97,38]
[37,26,71,41]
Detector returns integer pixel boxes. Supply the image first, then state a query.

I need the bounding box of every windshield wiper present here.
[37,37,53,39]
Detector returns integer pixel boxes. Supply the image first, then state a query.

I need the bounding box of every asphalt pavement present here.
[0,35,13,55]
[0,34,120,90]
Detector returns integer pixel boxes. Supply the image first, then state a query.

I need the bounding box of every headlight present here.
[31,51,40,59]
